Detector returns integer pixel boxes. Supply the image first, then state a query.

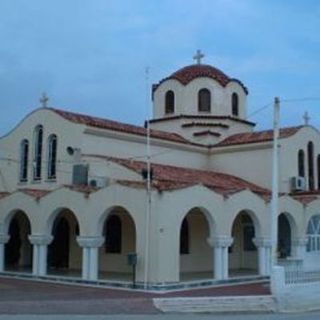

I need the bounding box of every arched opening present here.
[179,208,212,281]
[47,134,57,180]
[317,155,320,189]
[278,213,292,259]
[5,211,32,273]
[198,88,211,112]
[99,207,136,281]
[47,209,81,277]
[229,211,258,276]
[33,125,43,180]
[19,139,29,182]
[232,92,239,116]
[306,214,320,271]
[298,149,305,178]
[165,90,175,114]
[308,141,314,190]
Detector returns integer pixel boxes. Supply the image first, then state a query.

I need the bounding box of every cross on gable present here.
[40,92,49,108]
[303,111,310,125]
[193,49,205,65]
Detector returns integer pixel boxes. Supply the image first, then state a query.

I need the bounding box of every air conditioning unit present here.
[290,176,306,192]
[88,177,110,188]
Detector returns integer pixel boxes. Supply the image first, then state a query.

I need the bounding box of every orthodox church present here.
[1,51,320,287]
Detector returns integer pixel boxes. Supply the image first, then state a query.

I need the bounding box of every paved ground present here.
[0,277,270,315]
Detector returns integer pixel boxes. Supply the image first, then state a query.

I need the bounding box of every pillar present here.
[208,236,233,280]
[77,236,104,281]
[253,237,272,276]
[0,234,10,272]
[29,235,53,276]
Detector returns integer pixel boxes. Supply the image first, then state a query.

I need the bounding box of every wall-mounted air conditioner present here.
[290,176,306,192]
[88,177,110,188]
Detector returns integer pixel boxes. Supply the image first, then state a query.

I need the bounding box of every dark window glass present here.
[308,141,314,190]
[105,215,122,253]
[298,150,305,177]
[318,155,320,189]
[198,89,211,112]
[20,140,29,182]
[47,135,57,179]
[33,125,43,180]
[165,90,175,114]
[180,218,189,254]
[232,93,239,116]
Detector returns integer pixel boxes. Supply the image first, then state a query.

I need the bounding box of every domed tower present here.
[149,51,255,145]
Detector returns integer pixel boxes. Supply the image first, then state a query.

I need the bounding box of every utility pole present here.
[271,97,280,268]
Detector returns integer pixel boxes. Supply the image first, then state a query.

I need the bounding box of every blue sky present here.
[0,0,319,136]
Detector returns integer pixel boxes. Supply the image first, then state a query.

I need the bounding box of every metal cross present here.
[303,111,310,125]
[40,92,49,108]
[193,49,205,65]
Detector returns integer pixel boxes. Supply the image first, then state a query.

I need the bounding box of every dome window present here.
[198,88,211,112]
[232,93,239,116]
[165,90,175,114]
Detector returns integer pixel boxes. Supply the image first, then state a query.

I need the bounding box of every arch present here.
[4,211,32,272]
[19,139,29,182]
[47,134,57,180]
[229,210,258,275]
[278,213,292,258]
[198,88,211,112]
[298,149,305,178]
[306,214,320,252]
[33,124,43,180]
[165,90,175,114]
[308,141,314,190]
[180,217,189,254]
[231,92,239,116]
[104,215,122,253]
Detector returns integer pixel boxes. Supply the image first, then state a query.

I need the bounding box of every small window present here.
[198,89,211,112]
[307,215,320,252]
[165,90,175,114]
[232,93,239,116]
[19,139,29,182]
[308,141,314,190]
[105,215,122,253]
[33,125,43,180]
[47,134,57,180]
[318,155,320,189]
[180,217,189,254]
[298,150,305,178]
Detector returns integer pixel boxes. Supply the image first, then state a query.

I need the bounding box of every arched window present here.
[19,139,29,182]
[232,92,239,116]
[180,217,189,254]
[47,134,57,179]
[298,150,305,178]
[105,215,122,253]
[198,88,211,112]
[318,155,320,189]
[307,215,320,252]
[308,141,314,190]
[165,90,175,114]
[33,125,43,180]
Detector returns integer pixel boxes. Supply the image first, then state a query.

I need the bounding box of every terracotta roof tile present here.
[17,188,52,199]
[214,126,303,147]
[153,64,248,94]
[290,190,320,205]
[48,108,190,145]
[84,154,271,199]
[0,192,10,199]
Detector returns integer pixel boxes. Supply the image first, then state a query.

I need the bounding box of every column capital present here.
[0,234,9,244]
[292,237,308,246]
[253,237,272,248]
[29,234,53,245]
[77,236,104,248]
[207,236,233,248]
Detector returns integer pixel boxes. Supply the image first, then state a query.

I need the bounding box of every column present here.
[0,234,10,272]
[29,235,53,276]
[292,237,308,260]
[208,236,233,280]
[77,236,104,281]
[253,237,272,276]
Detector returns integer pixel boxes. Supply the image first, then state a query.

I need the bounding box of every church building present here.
[1,52,320,287]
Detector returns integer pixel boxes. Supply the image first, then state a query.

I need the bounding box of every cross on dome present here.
[193,49,205,65]
[303,111,310,125]
[40,92,49,108]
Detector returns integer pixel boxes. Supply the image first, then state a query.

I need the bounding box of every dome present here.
[153,64,248,94]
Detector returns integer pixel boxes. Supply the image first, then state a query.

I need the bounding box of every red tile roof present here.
[290,190,320,205]
[48,108,191,145]
[17,188,52,199]
[214,126,303,147]
[84,154,271,199]
[153,64,248,94]
[0,192,10,199]
[193,130,221,137]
